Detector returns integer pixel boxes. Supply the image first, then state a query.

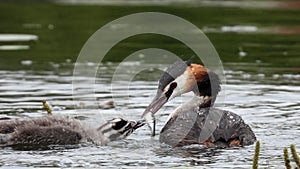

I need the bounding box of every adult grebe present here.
[0,116,145,146]
[142,57,256,147]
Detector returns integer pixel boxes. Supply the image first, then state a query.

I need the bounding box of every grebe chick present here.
[142,56,256,147]
[0,116,145,147]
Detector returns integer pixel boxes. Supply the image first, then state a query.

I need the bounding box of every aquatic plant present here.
[252,141,260,169]
[42,100,52,115]
[283,147,292,169]
[251,142,299,169]
[290,144,300,168]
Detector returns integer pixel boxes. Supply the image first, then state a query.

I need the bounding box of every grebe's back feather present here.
[160,107,256,147]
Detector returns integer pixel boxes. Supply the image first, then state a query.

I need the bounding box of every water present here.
[0,62,299,168]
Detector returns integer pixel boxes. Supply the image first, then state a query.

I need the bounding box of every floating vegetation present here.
[252,141,260,169]
[42,100,52,115]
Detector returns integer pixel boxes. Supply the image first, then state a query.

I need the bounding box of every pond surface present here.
[0,62,299,168]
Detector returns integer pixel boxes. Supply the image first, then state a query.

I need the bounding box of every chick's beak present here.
[131,120,146,130]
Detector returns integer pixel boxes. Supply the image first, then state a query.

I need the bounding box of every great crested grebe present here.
[0,116,145,146]
[142,57,256,147]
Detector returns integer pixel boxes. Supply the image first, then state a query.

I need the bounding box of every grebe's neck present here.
[165,94,218,123]
[166,95,213,122]
[198,95,216,108]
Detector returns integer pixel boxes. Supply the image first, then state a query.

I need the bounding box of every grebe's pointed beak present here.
[143,112,156,137]
[141,93,168,137]
[142,82,177,136]
[142,93,169,117]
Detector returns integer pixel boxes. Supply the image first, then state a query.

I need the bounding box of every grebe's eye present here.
[170,82,177,90]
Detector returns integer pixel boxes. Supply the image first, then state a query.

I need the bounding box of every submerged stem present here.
[290,144,300,168]
[252,141,260,169]
[42,100,52,115]
[283,147,292,169]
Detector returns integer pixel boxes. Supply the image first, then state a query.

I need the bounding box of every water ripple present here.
[0,63,299,168]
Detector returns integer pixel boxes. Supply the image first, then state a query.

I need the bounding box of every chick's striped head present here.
[98,118,145,142]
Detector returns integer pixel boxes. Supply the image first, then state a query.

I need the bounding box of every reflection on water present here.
[203,25,300,35]
[0,45,30,51]
[0,34,38,42]
[0,62,299,168]
[56,0,300,9]
[0,34,38,51]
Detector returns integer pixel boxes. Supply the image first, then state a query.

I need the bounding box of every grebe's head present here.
[142,56,221,136]
[98,118,145,143]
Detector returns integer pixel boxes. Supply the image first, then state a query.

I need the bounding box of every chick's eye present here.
[112,120,128,130]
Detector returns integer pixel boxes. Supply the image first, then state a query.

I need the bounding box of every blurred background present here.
[1,0,300,70]
[0,0,299,168]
